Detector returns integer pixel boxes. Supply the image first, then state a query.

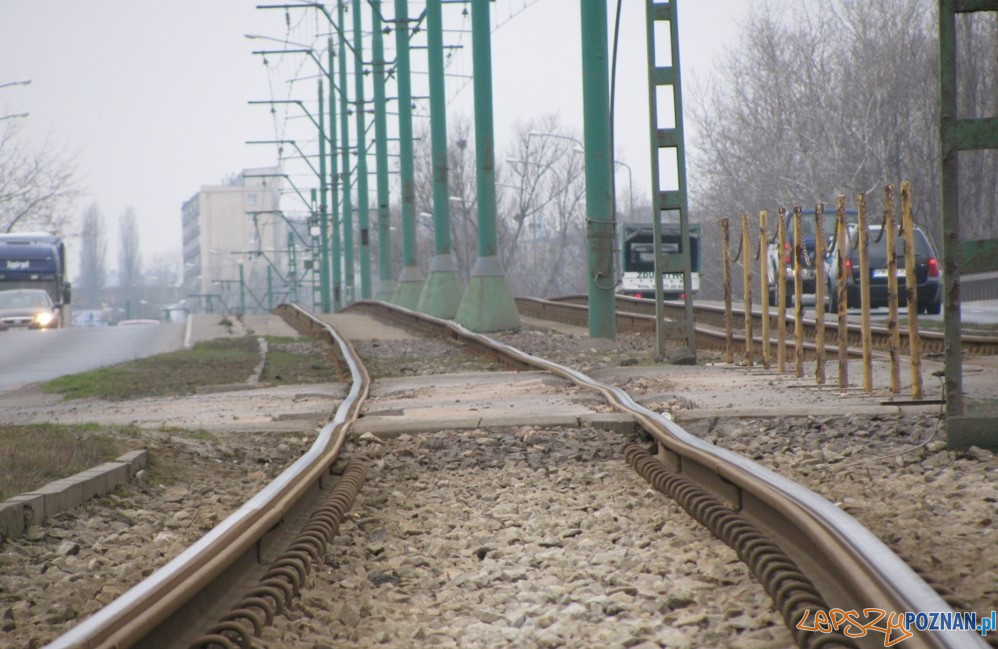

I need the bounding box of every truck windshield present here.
[0,291,51,308]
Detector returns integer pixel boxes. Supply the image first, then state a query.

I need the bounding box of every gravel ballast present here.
[0,318,994,648]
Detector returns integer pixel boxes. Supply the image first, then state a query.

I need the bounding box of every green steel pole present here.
[328,40,343,311]
[267,265,273,311]
[580,0,616,340]
[391,0,425,308]
[352,0,372,300]
[455,0,520,331]
[287,231,296,303]
[316,77,331,313]
[939,0,963,420]
[371,0,394,301]
[337,2,355,306]
[238,263,246,316]
[417,0,462,318]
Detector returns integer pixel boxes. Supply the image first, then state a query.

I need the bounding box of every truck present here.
[618,222,701,300]
[0,232,72,327]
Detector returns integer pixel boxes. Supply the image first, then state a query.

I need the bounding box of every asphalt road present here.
[0,321,185,394]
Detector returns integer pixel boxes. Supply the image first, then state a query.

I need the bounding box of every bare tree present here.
[687,0,946,298]
[444,116,482,285]
[0,120,80,234]
[77,202,108,308]
[498,116,588,297]
[118,207,143,310]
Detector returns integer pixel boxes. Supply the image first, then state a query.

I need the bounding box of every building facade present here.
[181,167,286,314]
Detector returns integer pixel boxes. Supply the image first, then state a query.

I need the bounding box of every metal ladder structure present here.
[644,1,695,359]
[939,0,998,449]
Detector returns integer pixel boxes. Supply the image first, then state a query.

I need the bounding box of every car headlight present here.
[34,311,55,327]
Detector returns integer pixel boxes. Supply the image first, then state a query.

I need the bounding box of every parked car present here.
[0,288,62,330]
[826,225,942,314]
[766,209,857,306]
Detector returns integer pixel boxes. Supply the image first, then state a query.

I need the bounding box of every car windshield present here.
[0,291,51,308]
[785,212,857,241]
[856,229,933,260]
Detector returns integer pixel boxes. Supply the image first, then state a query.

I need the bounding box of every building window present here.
[247,193,258,206]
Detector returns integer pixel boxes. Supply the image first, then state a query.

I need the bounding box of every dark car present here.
[767,209,857,306]
[827,225,942,314]
[0,288,61,330]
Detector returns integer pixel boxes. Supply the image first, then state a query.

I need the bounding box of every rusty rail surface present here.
[347,300,983,649]
[47,304,369,649]
[523,295,998,357]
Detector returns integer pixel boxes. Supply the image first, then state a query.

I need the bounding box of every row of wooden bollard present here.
[720,182,925,399]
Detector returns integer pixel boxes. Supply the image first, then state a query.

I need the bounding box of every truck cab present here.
[0,233,72,327]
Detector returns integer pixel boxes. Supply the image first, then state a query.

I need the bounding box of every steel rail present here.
[545,294,998,355]
[515,296,849,359]
[46,304,369,649]
[520,295,998,357]
[348,300,985,649]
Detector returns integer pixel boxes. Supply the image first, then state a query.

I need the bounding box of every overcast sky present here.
[0,1,753,275]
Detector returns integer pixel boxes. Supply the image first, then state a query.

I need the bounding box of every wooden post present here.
[858,194,873,393]
[814,203,826,385]
[721,218,733,364]
[901,182,923,400]
[885,185,901,395]
[793,205,804,378]
[741,213,753,366]
[776,207,788,373]
[759,211,770,368]
[836,196,849,388]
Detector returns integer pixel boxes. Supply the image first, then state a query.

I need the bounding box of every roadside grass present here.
[0,423,135,500]
[0,333,337,500]
[261,336,336,383]
[40,335,337,402]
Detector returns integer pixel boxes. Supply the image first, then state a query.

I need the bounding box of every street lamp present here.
[1,80,32,122]
[529,131,633,219]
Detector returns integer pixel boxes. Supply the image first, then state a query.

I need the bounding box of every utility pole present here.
[417,0,463,318]
[580,0,616,339]
[455,0,521,332]
[370,0,395,301]
[353,0,372,299]
[337,3,355,306]
[391,0,425,308]
[317,77,331,313]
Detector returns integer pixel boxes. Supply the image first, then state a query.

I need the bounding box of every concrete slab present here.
[319,313,416,341]
[5,494,44,527]
[75,468,107,501]
[1,451,149,540]
[117,449,148,477]
[0,501,26,539]
[356,371,605,437]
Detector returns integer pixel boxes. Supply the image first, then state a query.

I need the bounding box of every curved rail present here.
[530,294,998,356]
[46,304,369,649]
[349,300,985,649]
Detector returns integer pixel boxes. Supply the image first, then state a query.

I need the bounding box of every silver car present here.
[0,289,61,330]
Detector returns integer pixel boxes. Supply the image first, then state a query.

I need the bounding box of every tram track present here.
[520,295,998,357]
[33,302,990,648]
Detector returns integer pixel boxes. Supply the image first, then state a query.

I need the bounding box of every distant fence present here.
[963,272,998,301]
